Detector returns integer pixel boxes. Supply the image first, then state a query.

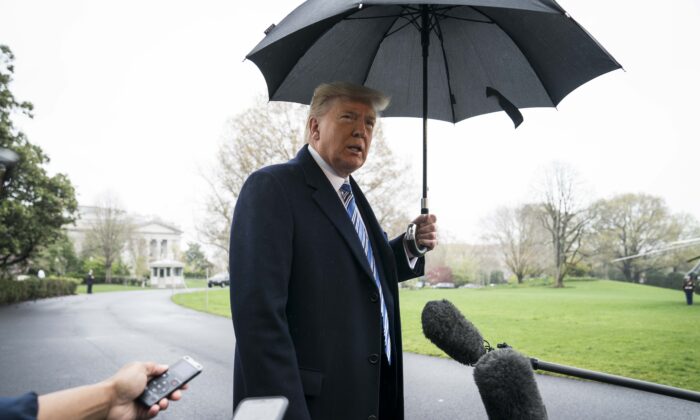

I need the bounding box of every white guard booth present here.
[149,259,186,288]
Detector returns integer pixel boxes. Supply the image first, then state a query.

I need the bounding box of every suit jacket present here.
[230,145,424,420]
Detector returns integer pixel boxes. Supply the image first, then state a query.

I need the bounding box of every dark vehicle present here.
[207,272,230,288]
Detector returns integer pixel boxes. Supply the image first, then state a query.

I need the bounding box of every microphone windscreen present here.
[421,299,486,365]
[474,348,548,420]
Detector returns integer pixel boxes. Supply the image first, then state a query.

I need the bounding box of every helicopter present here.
[611,237,700,277]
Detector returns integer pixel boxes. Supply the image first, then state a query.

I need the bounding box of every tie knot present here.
[340,182,352,195]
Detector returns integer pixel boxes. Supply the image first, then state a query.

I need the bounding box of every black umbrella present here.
[246,0,621,252]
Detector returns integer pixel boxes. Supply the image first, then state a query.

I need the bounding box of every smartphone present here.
[138,355,203,407]
[233,396,289,420]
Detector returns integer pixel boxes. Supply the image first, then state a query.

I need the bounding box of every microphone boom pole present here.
[530,357,700,403]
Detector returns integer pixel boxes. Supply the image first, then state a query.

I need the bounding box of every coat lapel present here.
[296,146,375,281]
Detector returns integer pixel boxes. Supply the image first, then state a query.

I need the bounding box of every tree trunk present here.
[105,263,113,284]
[622,262,633,282]
[554,264,565,288]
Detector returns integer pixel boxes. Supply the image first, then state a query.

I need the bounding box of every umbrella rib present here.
[345,9,421,38]
[433,14,458,123]
[433,10,493,25]
[358,10,405,87]
[385,16,420,39]
[345,10,416,21]
[470,6,557,107]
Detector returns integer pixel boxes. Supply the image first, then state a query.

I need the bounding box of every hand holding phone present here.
[138,356,203,407]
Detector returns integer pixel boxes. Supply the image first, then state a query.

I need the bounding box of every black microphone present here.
[421,300,700,404]
[421,299,486,365]
[474,348,548,420]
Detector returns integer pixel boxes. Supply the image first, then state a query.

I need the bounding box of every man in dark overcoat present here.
[230,82,437,420]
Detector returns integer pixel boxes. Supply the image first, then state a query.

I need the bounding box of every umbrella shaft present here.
[421,6,429,214]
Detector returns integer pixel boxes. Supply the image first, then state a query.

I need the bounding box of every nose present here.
[352,122,369,139]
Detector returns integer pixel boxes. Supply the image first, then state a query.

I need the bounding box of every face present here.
[309,98,376,178]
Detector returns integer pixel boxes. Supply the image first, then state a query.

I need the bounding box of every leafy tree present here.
[83,195,133,283]
[184,242,212,276]
[29,233,81,277]
[535,162,591,288]
[0,45,77,277]
[82,256,106,279]
[591,195,700,281]
[200,98,412,262]
[489,270,505,284]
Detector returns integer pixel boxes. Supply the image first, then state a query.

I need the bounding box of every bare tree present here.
[484,204,546,283]
[198,99,306,260]
[353,126,412,237]
[535,162,591,287]
[84,194,133,283]
[199,98,413,260]
[127,237,149,279]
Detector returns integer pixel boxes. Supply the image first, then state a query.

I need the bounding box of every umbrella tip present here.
[264,23,276,35]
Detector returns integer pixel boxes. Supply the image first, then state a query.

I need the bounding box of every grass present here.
[172,279,700,391]
[183,278,209,289]
[172,287,231,318]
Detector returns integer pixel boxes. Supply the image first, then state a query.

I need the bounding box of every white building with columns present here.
[65,206,183,276]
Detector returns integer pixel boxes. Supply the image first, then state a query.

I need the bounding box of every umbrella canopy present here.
[247,0,621,123]
[246,0,621,254]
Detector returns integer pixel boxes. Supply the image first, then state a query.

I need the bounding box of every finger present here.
[417,224,437,234]
[169,390,183,401]
[411,214,428,225]
[419,238,437,251]
[146,405,160,418]
[145,363,169,379]
[418,232,438,250]
[158,398,170,411]
[418,232,437,242]
[412,214,437,226]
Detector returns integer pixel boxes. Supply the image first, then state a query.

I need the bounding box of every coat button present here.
[370,292,379,302]
[368,354,379,364]
[368,416,378,420]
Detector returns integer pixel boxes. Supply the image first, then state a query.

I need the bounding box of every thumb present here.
[145,362,169,379]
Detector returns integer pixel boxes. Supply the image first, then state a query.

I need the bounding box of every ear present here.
[308,117,320,140]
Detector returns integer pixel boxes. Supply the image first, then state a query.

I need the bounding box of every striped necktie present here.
[339,181,391,364]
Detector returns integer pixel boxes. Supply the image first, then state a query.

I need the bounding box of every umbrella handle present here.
[405,223,428,257]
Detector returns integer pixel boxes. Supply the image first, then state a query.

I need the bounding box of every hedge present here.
[0,277,79,305]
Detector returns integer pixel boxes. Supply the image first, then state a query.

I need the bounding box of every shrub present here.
[643,271,685,290]
[0,277,78,304]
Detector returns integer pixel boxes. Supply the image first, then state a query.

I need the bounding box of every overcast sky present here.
[2,0,699,249]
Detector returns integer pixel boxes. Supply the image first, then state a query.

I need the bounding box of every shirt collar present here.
[308,144,348,193]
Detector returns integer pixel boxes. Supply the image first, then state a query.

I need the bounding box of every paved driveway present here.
[1,291,698,419]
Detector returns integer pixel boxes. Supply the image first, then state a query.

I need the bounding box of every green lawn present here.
[172,287,231,318]
[172,279,700,391]
[183,278,209,289]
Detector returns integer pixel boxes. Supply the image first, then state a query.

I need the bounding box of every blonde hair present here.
[305,82,390,142]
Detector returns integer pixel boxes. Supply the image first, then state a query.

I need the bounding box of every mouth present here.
[347,145,363,155]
